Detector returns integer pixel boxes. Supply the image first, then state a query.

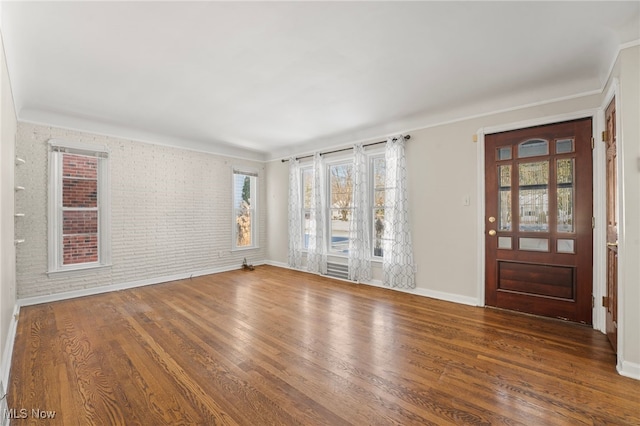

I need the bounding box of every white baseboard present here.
[1,304,20,389]
[263,260,289,269]
[361,279,478,306]
[618,359,640,380]
[17,264,244,307]
[413,288,479,306]
[264,261,479,307]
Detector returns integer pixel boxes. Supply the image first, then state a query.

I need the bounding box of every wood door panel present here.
[498,261,574,299]
[494,291,588,321]
[605,97,618,353]
[485,118,593,324]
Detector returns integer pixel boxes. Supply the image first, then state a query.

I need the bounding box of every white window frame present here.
[299,150,388,261]
[48,139,111,274]
[232,167,259,250]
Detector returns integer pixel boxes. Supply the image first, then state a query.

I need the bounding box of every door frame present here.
[600,79,624,373]
[475,104,616,338]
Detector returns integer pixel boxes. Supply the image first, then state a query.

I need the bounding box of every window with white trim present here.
[328,162,353,254]
[233,168,258,249]
[299,152,388,259]
[371,155,386,258]
[48,140,111,273]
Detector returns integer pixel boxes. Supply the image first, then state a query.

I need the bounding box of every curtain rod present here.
[280,134,411,163]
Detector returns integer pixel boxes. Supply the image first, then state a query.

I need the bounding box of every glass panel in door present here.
[498,165,512,232]
[518,161,549,232]
[557,158,574,233]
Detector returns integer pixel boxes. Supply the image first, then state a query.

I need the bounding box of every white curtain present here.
[307,153,327,274]
[348,144,371,281]
[382,136,416,289]
[287,157,303,269]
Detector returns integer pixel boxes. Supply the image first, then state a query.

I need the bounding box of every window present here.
[371,155,386,258]
[233,168,258,249]
[328,162,353,254]
[300,153,389,259]
[48,140,110,273]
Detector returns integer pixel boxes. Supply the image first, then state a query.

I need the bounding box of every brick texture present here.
[63,179,97,207]
[62,211,97,234]
[63,234,98,264]
[61,153,98,264]
[15,123,267,298]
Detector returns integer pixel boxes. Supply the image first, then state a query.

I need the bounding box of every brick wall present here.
[15,123,266,298]
[61,153,99,264]
[62,234,98,265]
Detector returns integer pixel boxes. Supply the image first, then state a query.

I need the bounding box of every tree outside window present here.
[233,170,257,249]
[329,163,353,254]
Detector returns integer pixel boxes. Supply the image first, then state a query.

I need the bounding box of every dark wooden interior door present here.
[604,99,618,352]
[485,118,593,324]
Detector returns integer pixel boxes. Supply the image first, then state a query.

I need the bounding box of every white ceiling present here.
[1,1,639,161]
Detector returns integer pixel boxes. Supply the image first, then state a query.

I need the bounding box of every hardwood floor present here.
[8,266,640,425]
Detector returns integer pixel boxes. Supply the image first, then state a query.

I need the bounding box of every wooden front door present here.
[485,118,593,324]
[604,99,618,352]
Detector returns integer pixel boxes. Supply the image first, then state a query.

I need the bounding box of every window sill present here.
[47,263,112,278]
[301,250,383,264]
[231,246,260,252]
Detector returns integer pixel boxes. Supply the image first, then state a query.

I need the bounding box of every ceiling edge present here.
[17,109,268,163]
[265,87,603,163]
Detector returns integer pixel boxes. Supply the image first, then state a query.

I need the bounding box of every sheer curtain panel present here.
[382,136,416,289]
[307,153,327,274]
[348,144,371,281]
[287,157,303,269]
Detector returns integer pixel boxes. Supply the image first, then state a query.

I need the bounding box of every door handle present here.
[488,230,496,236]
[607,241,618,247]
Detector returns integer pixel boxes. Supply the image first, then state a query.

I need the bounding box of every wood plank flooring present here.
[8,265,640,425]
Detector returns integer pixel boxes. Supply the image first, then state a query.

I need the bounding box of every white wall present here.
[0,30,17,388]
[15,123,267,300]
[267,93,601,297]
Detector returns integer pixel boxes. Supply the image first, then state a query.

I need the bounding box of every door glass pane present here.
[497,146,512,160]
[557,159,574,233]
[518,139,549,158]
[498,237,512,249]
[556,138,574,154]
[519,237,549,252]
[557,239,575,253]
[498,165,511,231]
[519,161,549,232]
